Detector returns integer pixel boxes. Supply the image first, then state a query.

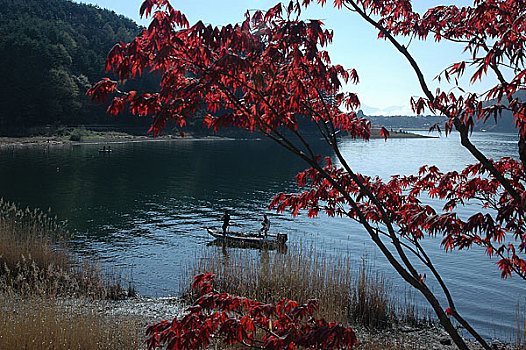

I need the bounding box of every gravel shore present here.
[91,296,516,350]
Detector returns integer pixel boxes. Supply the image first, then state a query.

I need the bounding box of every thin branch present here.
[343,0,524,212]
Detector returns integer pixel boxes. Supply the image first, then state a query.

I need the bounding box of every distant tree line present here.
[0,0,159,136]
[359,111,448,131]
[359,101,519,133]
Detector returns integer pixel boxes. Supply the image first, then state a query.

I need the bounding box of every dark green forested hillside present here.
[0,0,156,136]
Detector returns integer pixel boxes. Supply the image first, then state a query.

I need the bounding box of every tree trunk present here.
[416,284,472,350]
[519,134,526,171]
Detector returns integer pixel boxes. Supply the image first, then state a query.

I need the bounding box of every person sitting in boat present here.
[221,210,230,234]
[258,214,270,237]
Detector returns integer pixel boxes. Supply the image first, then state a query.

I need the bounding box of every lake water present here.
[0,131,524,341]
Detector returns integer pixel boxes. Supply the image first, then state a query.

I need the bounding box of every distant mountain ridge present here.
[360,102,519,134]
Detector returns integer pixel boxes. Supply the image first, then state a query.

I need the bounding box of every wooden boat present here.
[207,228,287,250]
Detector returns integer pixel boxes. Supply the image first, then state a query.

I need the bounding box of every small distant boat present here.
[98,148,112,153]
[207,228,287,250]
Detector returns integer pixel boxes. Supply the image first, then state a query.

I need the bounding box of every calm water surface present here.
[0,132,523,341]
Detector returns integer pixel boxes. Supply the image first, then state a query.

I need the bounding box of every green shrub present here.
[68,126,86,141]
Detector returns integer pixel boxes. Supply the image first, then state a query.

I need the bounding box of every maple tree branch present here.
[451,308,492,350]
[376,226,432,264]
[302,94,468,347]
[328,138,424,283]
[337,4,496,349]
[299,101,334,144]
[429,29,518,75]
[171,47,317,160]
[486,242,526,281]
[211,65,318,160]
[293,156,427,293]
[304,61,418,274]
[211,79,303,156]
[343,1,434,103]
[304,109,338,148]
[219,66,321,159]
[414,240,457,306]
[344,0,524,214]
[376,210,495,338]
[428,30,472,45]
[473,42,526,171]
[302,67,340,145]
[476,40,508,85]
[410,239,490,347]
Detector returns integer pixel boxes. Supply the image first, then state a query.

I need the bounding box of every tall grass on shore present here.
[190,241,427,329]
[0,296,143,350]
[0,198,130,299]
[0,199,143,349]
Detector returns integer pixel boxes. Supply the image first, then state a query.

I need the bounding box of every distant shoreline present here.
[0,128,433,148]
[366,128,435,139]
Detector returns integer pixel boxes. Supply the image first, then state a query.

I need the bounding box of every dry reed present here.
[0,294,143,349]
[0,198,129,299]
[190,241,425,330]
[0,199,141,349]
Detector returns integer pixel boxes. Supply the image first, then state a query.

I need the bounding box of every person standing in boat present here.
[221,210,230,234]
[259,214,270,237]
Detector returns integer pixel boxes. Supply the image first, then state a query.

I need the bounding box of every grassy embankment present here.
[0,199,142,349]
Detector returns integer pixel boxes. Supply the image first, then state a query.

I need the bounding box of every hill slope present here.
[0,0,155,136]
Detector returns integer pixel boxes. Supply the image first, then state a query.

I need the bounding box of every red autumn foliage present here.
[89,1,525,349]
[87,0,366,139]
[270,155,526,280]
[145,273,357,349]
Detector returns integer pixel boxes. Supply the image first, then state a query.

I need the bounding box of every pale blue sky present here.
[78,0,490,116]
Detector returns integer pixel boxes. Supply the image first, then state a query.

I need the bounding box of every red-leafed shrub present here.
[145,273,357,349]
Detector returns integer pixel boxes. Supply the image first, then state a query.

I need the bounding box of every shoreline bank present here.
[0,129,433,148]
[95,295,514,350]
